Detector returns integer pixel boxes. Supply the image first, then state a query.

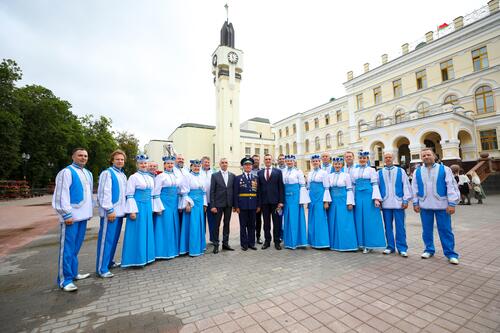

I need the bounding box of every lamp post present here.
[21,153,31,180]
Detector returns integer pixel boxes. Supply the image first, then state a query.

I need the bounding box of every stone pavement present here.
[0,196,499,333]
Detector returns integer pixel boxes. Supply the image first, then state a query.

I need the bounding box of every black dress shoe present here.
[213,246,219,254]
[262,243,270,249]
[249,246,257,250]
[222,245,235,251]
[275,244,282,250]
[256,238,263,244]
[241,246,248,251]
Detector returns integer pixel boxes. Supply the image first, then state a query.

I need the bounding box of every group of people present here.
[450,165,486,205]
[52,146,462,292]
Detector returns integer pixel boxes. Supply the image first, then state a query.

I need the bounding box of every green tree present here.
[0,59,23,178]
[115,131,139,175]
[80,115,118,181]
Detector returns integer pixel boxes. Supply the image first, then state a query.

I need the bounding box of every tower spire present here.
[225,2,229,22]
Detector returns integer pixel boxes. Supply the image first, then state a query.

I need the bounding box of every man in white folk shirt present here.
[173,154,189,227]
[321,152,333,173]
[200,156,215,244]
[378,152,412,258]
[412,148,460,265]
[52,148,93,292]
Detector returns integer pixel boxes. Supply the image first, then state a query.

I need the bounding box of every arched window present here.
[417,102,430,117]
[375,115,384,128]
[285,143,290,155]
[395,109,404,124]
[337,131,343,146]
[304,121,309,131]
[475,85,494,114]
[293,141,297,154]
[358,120,366,138]
[315,136,320,151]
[444,94,458,105]
[279,145,283,154]
[326,134,331,148]
[314,118,319,129]
[305,139,310,152]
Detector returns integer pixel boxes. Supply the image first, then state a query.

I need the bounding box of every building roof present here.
[178,123,216,130]
[247,117,270,124]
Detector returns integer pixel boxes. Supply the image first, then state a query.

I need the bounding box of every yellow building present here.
[274,0,500,170]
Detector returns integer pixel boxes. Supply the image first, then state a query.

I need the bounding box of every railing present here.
[466,153,500,183]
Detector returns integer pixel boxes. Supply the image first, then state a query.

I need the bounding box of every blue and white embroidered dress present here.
[282,167,310,249]
[306,168,331,248]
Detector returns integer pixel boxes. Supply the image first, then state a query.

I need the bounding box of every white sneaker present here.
[449,257,459,265]
[110,262,121,269]
[383,249,393,255]
[62,283,78,292]
[421,252,433,259]
[75,273,90,280]
[399,251,408,257]
[99,272,114,278]
[362,248,371,254]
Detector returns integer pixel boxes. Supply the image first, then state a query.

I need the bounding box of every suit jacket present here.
[233,173,259,210]
[210,171,235,208]
[257,167,284,206]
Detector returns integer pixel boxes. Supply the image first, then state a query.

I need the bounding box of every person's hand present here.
[277,203,284,209]
[347,204,353,211]
[446,206,455,215]
[232,208,237,212]
[64,218,74,225]
[402,203,408,209]
[185,204,192,213]
[374,199,381,208]
[204,206,207,213]
[256,207,261,213]
[129,213,137,220]
[413,206,420,213]
[210,207,217,214]
[323,202,329,210]
[156,211,162,216]
[107,212,116,222]
[235,208,240,214]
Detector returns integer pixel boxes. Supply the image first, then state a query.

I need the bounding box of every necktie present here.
[223,172,228,186]
[266,168,270,181]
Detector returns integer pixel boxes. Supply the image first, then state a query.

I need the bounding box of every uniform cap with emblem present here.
[240,157,254,166]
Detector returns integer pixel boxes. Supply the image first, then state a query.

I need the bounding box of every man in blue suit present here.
[233,157,260,251]
[257,154,284,250]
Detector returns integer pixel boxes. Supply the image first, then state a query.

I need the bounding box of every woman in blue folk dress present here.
[152,155,181,259]
[282,155,310,249]
[351,151,386,253]
[121,155,156,267]
[306,155,331,249]
[327,157,358,251]
[179,160,207,257]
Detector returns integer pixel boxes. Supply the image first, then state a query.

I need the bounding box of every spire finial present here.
[225,2,229,22]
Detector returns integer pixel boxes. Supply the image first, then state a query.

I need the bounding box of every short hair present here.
[421,148,435,156]
[201,156,210,162]
[278,154,285,158]
[450,164,460,172]
[72,147,87,155]
[252,154,259,159]
[344,151,354,157]
[264,153,272,158]
[383,151,394,158]
[109,149,127,164]
[219,157,228,162]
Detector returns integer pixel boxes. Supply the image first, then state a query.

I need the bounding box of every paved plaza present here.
[0,195,499,333]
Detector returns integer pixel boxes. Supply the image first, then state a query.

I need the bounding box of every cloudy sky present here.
[1,0,480,147]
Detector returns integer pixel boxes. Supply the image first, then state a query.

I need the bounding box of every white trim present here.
[58,223,66,288]
[97,216,108,274]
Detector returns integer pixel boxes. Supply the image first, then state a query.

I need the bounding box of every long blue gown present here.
[180,189,206,256]
[283,183,308,249]
[307,181,330,248]
[328,186,358,251]
[154,186,180,259]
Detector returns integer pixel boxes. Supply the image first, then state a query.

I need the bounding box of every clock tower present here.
[212,15,244,172]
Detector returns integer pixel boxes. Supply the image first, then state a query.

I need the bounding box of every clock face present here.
[212,54,217,67]
[228,51,238,64]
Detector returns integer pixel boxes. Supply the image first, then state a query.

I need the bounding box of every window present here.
[326,134,331,148]
[279,145,283,154]
[278,129,282,138]
[472,47,489,71]
[285,143,290,155]
[373,86,382,104]
[336,110,342,122]
[315,136,320,151]
[306,162,311,171]
[480,130,498,150]
[416,70,427,90]
[293,142,297,154]
[305,139,310,152]
[417,102,430,117]
[264,148,269,155]
[255,148,260,155]
[444,95,458,105]
[395,109,404,123]
[285,126,289,136]
[475,86,494,114]
[440,59,454,81]
[393,79,402,98]
[325,114,330,125]
[358,120,366,134]
[245,147,251,155]
[337,131,344,146]
[292,124,296,134]
[304,121,309,131]
[356,94,363,110]
[314,118,319,129]
[375,115,383,128]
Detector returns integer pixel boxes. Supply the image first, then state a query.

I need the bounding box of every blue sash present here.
[379,167,403,199]
[134,188,152,202]
[355,178,372,191]
[67,165,84,205]
[108,167,120,204]
[416,164,447,198]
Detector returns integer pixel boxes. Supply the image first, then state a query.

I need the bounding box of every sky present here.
[0,0,482,148]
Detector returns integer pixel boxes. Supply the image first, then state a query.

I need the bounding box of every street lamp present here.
[22,153,30,180]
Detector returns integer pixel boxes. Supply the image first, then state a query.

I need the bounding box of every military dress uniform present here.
[233,158,260,250]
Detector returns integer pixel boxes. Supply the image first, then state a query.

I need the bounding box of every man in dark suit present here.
[209,158,235,254]
[257,154,285,250]
[233,157,260,251]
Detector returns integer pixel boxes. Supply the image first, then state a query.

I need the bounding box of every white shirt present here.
[124,171,155,214]
[351,165,382,200]
[412,164,460,210]
[52,164,93,223]
[179,172,208,208]
[200,168,213,204]
[307,168,332,202]
[152,170,181,212]
[283,167,310,204]
[326,172,355,205]
[379,166,412,209]
[221,170,229,186]
[97,167,127,217]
